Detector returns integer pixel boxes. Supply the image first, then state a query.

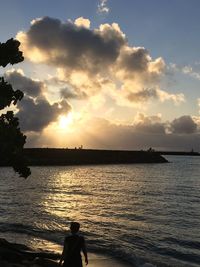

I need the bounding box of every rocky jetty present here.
[22,148,167,166]
[0,239,60,267]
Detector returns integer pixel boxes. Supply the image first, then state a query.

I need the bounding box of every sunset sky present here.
[1,0,200,151]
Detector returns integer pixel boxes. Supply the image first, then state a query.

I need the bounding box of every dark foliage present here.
[0,77,24,109]
[0,38,30,178]
[0,38,24,67]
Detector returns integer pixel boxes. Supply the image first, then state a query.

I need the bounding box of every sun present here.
[58,113,73,129]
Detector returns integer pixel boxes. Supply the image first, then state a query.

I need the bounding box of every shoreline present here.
[85,253,134,267]
[0,238,134,267]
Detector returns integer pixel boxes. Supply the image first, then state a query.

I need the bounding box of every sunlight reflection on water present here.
[0,156,200,266]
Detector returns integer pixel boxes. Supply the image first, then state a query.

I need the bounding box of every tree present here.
[0,38,31,178]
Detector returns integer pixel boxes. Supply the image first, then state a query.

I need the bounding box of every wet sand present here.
[88,253,133,267]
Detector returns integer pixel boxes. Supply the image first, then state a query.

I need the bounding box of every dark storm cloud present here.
[5,70,43,97]
[22,17,126,73]
[119,47,149,72]
[17,97,71,132]
[4,70,72,132]
[170,115,197,134]
[17,16,185,105]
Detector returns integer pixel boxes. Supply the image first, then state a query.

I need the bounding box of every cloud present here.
[170,63,200,80]
[84,115,199,151]
[118,47,151,73]
[57,69,110,98]
[5,69,44,97]
[5,69,72,132]
[17,17,125,72]
[17,97,71,132]
[170,115,197,134]
[60,86,87,99]
[133,113,166,134]
[156,89,185,104]
[182,65,200,80]
[115,47,165,82]
[16,16,185,107]
[85,115,200,151]
[126,88,158,102]
[27,114,199,151]
[198,98,200,114]
[74,17,91,28]
[97,0,109,15]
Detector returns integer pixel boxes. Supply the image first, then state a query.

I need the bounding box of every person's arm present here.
[82,237,88,265]
[59,238,68,266]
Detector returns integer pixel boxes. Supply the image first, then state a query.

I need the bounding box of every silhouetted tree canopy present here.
[0,38,31,178]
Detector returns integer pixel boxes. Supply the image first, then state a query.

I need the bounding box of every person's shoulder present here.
[64,234,72,241]
[65,233,85,241]
[65,234,80,240]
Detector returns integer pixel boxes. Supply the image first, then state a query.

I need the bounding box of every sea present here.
[0,155,199,267]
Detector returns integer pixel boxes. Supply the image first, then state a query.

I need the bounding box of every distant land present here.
[156,151,200,156]
[1,148,168,167]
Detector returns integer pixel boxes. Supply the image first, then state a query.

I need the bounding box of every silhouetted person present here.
[59,222,88,267]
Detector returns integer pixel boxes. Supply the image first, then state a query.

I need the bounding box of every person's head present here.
[70,222,80,234]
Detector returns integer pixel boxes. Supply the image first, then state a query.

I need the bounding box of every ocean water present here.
[0,155,200,267]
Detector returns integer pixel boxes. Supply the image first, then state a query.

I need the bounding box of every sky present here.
[1,0,200,151]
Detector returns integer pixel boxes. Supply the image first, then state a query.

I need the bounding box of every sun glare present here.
[58,113,73,129]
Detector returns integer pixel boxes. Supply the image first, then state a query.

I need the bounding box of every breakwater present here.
[20,148,168,166]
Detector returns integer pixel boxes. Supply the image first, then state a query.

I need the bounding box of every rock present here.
[0,260,12,267]
[0,239,60,267]
[34,257,59,266]
[141,263,156,267]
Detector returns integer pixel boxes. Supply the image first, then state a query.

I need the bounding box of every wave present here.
[1,159,200,267]
[163,237,200,250]
[1,222,200,267]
